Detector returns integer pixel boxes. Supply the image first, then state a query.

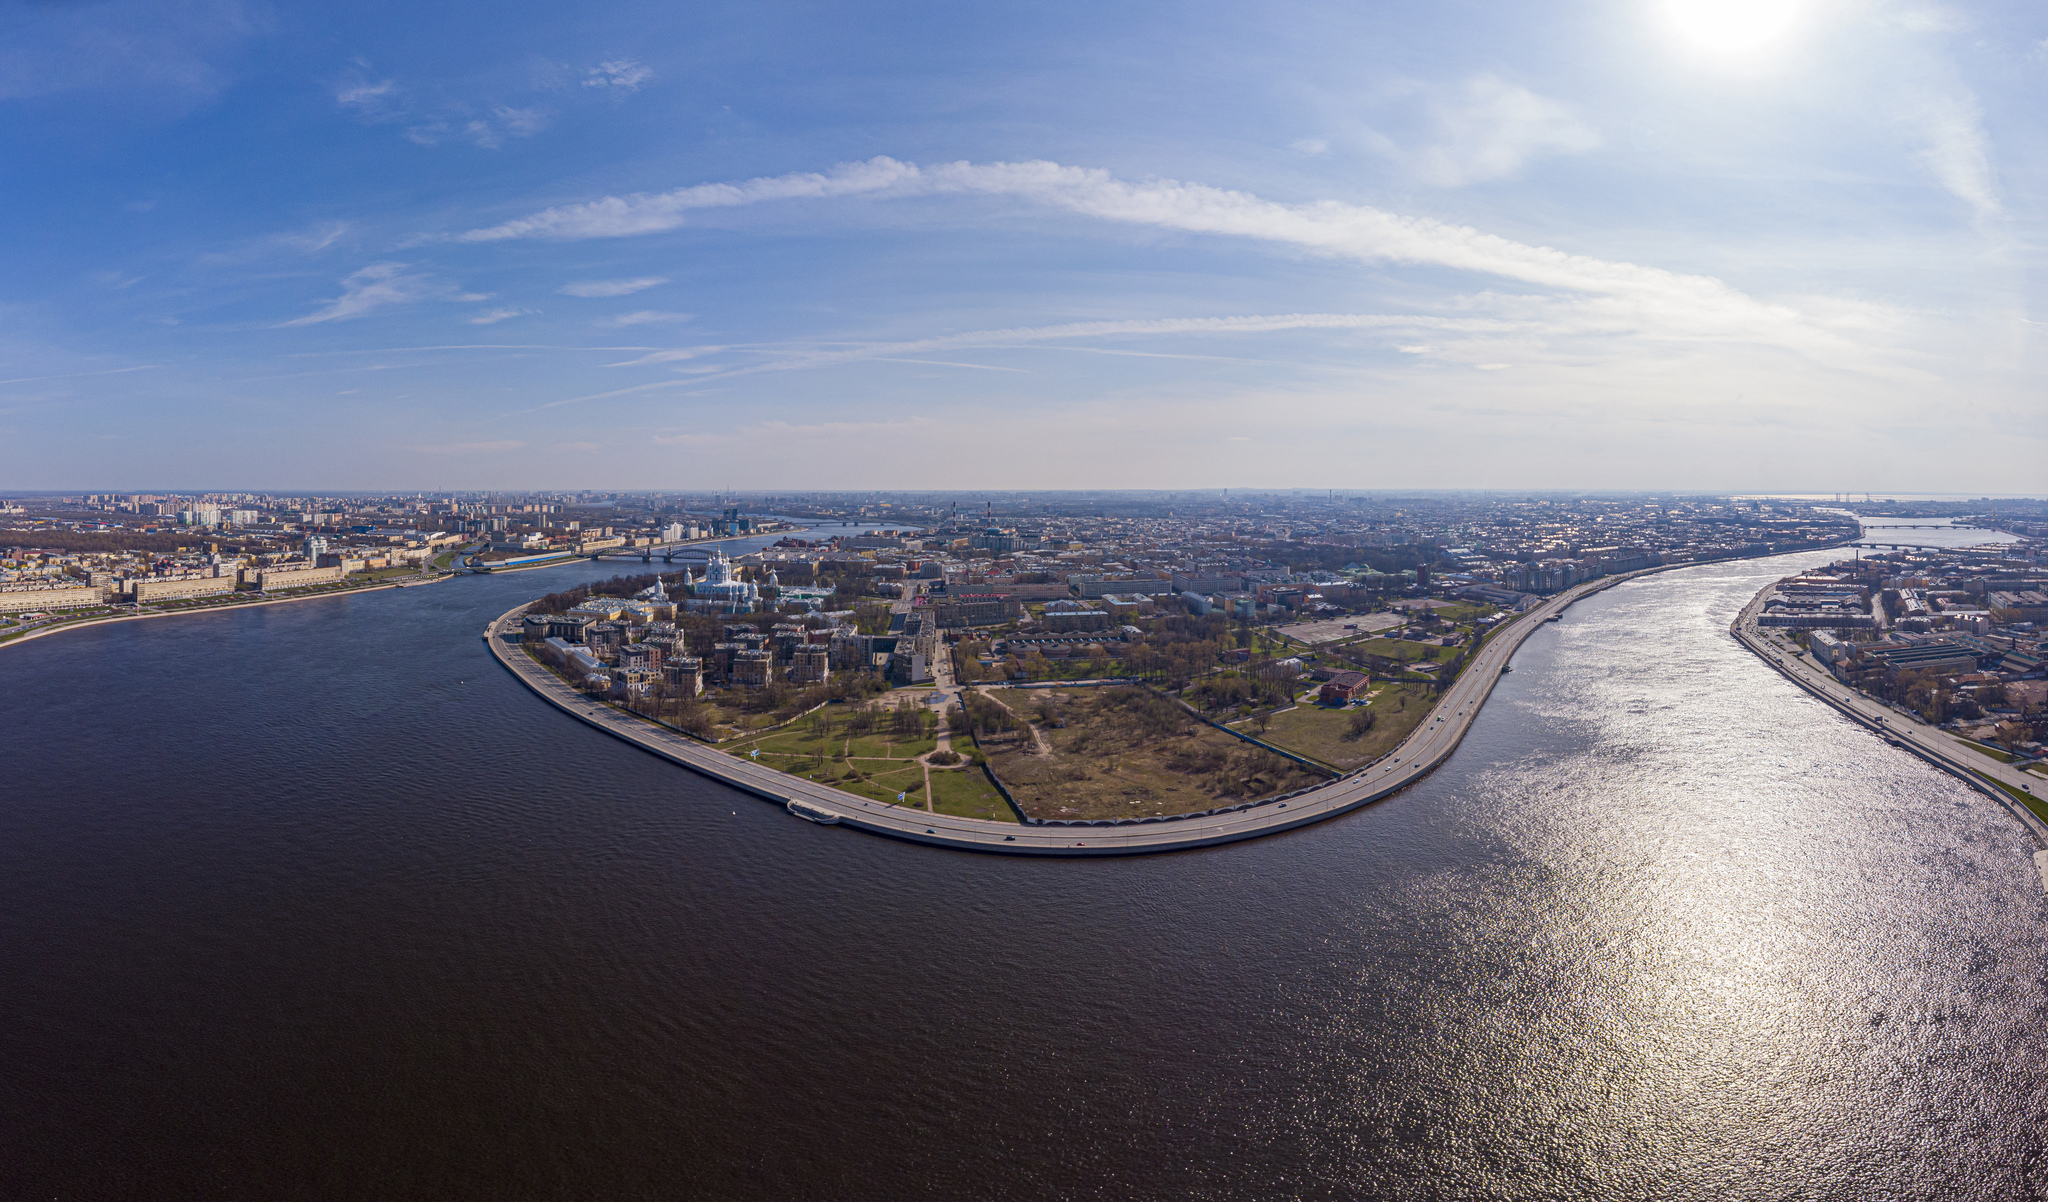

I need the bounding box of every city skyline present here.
[3,0,2045,492]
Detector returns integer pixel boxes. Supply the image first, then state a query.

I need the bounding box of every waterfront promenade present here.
[1730,585,2048,861]
[0,570,454,655]
[484,566,1667,855]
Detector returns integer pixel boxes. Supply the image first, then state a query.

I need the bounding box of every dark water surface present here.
[5,551,2045,1200]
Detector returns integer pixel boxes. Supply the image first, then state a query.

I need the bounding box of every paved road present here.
[484,568,1665,856]
[1730,586,2048,848]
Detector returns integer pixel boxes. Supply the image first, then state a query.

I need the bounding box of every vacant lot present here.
[1250,682,1436,770]
[981,685,1325,821]
[1278,612,1404,645]
[1347,636,1460,664]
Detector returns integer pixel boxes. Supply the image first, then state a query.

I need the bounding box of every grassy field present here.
[722,709,941,809]
[983,685,1324,821]
[1960,739,2016,763]
[1973,769,2048,827]
[929,768,1017,822]
[1250,682,1436,770]
[1346,636,1460,663]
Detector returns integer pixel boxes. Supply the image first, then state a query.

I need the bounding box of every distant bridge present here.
[589,541,724,564]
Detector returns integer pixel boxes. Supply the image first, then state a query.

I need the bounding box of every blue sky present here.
[1,0,2043,493]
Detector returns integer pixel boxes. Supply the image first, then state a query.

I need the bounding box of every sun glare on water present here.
[1665,0,1805,54]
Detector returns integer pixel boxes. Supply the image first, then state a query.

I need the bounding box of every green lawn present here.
[1973,769,2048,827]
[929,768,1017,822]
[722,710,942,808]
[1960,739,2016,763]
[816,762,926,805]
[842,733,937,760]
[1253,682,1437,770]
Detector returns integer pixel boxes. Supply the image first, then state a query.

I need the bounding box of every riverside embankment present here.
[1731,580,2048,863]
[485,562,1690,855]
[0,571,454,656]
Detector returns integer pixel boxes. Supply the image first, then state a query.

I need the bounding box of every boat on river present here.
[786,799,842,824]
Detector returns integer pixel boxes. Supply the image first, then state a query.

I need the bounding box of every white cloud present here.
[283,221,351,252]
[1289,138,1330,155]
[457,157,924,241]
[583,59,652,91]
[868,358,1031,373]
[1895,84,2000,220]
[459,156,1860,365]
[495,106,546,136]
[1379,76,1601,187]
[559,277,669,297]
[281,262,481,326]
[539,311,1536,409]
[605,348,722,367]
[336,78,398,110]
[467,308,530,325]
[599,310,694,327]
[340,71,545,149]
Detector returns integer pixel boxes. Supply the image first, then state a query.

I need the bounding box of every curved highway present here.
[485,566,1670,855]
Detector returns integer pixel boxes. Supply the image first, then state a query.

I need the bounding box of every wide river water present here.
[4,533,2044,1200]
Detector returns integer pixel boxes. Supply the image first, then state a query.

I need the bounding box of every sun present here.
[1665,0,1805,54]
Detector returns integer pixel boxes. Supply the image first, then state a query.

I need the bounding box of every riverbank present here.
[485,558,1700,855]
[1729,580,2048,858]
[0,571,455,655]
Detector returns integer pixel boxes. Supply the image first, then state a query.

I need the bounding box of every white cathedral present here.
[645,550,765,612]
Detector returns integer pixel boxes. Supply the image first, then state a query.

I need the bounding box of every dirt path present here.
[980,686,1054,756]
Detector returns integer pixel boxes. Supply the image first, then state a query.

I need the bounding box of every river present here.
[2,537,2043,1199]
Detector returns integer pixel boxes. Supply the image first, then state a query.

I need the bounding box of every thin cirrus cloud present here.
[1364,76,1601,187]
[559,276,668,297]
[0,0,260,102]
[1895,83,2000,221]
[467,307,530,325]
[583,59,652,91]
[337,69,546,149]
[545,312,1527,409]
[280,262,486,326]
[456,156,1876,364]
[599,310,694,327]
